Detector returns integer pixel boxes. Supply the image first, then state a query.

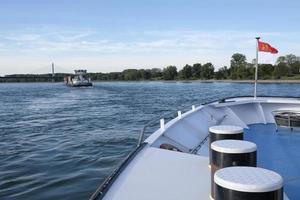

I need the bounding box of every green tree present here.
[276,56,286,64]
[192,63,202,79]
[236,65,248,79]
[285,54,297,66]
[108,72,122,80]
[230,53,247,79]
[276,54,298,76]
[179,64,193,79]
[150,68,163,79]
[273,63,289,79]
[258,64,274,79]
[231,53,247,68]
[123,69,139,80]
[215,66,229,80]
[290,61,300,75]
[163,66,177,80]
[201,63,214,79]
[139,69,152,80]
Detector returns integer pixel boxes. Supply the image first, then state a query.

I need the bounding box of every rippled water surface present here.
[1,82,300,200]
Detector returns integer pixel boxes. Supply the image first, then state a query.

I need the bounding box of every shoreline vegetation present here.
[3,79,300,84]
[1,53,300,83]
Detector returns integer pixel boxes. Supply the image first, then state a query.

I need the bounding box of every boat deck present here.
[245,123,300,200]
[100,123,298,200]
[103,147,210,200]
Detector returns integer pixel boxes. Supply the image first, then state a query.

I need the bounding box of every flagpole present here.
[254,37,260,99]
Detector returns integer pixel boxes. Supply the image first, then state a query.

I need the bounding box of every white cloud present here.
[0,29,300,75]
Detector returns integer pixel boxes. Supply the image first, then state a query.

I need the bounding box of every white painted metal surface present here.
[99,97,300,200]
[103,147,210,200]
[214,166,283,192]
[209,125,243,134]
[211,140,257,154]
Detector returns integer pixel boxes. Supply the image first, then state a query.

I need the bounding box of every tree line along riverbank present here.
[1,53,300,83]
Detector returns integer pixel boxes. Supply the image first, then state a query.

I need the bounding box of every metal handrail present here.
[272,110,300,131]
[136,95,237,147]
[136,96,244,147]
[137,95,300,147]
[190,114,227,154]
[137,105,198,147]
[89,142,147,200]
[137,116,161,146]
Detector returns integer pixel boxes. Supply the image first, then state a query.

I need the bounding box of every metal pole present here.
[51,62,55,82]
[254,37,260,98]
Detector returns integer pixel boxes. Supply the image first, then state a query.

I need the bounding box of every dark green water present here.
[0,82,299,200]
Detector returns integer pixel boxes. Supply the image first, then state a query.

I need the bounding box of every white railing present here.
[137,104,198,147]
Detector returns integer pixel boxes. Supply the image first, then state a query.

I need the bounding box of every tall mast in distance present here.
[51,62,55,82]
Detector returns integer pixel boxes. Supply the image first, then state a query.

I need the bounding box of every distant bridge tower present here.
[51,62,55,82]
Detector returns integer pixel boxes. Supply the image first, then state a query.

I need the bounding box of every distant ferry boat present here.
[64,69,93,87]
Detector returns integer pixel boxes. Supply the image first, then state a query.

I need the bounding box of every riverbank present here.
[2,79,300,84]
[180,79,300,83]
[92,79,300,84]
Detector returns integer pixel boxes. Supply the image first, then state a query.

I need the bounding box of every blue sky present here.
[1,0,300,75]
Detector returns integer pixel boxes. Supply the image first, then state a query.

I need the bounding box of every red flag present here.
[258,41,278,54]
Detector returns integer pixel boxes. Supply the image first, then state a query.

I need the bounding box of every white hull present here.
[91,96,300,200]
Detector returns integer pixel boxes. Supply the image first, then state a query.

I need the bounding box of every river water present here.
[1,82,299,200]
